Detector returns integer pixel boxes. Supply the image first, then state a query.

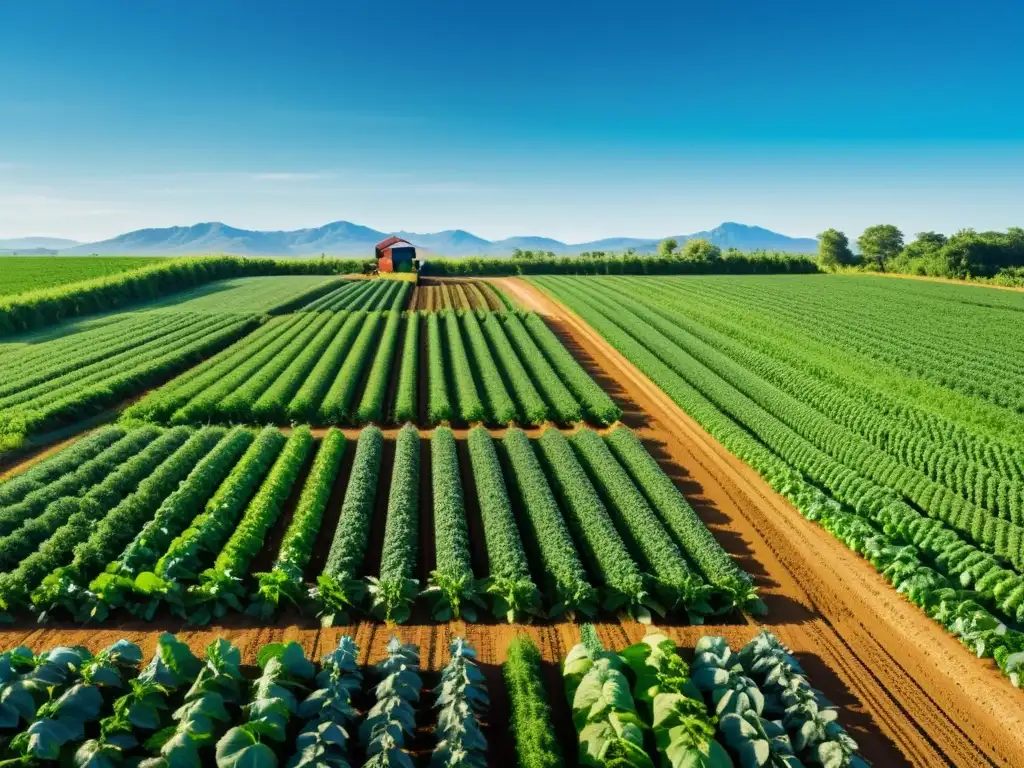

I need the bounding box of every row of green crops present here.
[552,627,867,768]
[532,274,1024,689]
[124,307,615,429]
[0,254,360,334]
[0,632,487,768]
[0,310,260,451]
[0,423,756,626]
[299,277,409,313]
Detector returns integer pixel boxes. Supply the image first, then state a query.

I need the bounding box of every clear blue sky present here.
[2,0,1022,243]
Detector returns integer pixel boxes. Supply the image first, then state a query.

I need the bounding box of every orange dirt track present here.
[1,277,1021,766]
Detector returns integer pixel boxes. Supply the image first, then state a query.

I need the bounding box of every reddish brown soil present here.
[411,279,497,310]
[491,275,1024,768]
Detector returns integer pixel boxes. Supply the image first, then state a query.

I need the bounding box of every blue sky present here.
[1,0,1022,243]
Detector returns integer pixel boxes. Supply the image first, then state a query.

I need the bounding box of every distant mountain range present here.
[0,221,817,257]
[0,237,83,255]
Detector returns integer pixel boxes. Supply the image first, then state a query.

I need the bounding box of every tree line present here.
[817,225,1024,283]
[420,245,816,277]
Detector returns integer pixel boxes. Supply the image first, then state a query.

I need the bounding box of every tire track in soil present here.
[495,276,1022,768]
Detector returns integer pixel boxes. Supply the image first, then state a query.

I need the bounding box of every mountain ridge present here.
[12,221,817,257]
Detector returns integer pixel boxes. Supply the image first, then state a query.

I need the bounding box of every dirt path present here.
[495,276,1024,768]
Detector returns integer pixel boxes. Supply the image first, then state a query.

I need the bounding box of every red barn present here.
[375,236,417,273]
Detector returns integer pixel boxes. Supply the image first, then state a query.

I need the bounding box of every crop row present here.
[0,311,259,451]
[127,307,615,428]
[412,280,504,311]
[0,423,757,625]
[533,275,1024,689]
[301,277,411,312]
[564,278,1024,570]
[539,626,867,768]
[0,632,485,768]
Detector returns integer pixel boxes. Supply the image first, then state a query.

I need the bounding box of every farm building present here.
[375,236,417,273]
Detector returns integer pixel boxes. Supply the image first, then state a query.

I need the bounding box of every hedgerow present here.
[0,255,361,334]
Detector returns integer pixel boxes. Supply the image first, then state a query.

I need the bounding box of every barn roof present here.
[375,236,413,250]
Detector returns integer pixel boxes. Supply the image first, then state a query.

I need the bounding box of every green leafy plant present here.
[313,426,383,626]
[502,429,597,618]
[561,628,654,768]
[137,638,245,768]
[250,429,346,619]
[287,636,361,768]
[503,637,564,768]
[214,642,315,768]
[185,428,313,625]
[359,637,421,766]
[432,638,488,768]
[466,427,540,622]
[367,425,420,623]
[424,427,484,621]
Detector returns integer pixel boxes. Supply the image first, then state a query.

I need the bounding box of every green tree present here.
[857,224,904,272]
[680,238,721,262]
[657,238,678,257]
[816,228,856,268]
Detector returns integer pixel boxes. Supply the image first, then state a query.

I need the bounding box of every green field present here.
[530,272,1024,689]
[0,256,164,296]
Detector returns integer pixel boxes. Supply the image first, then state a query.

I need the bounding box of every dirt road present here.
[494,276,1024,768]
